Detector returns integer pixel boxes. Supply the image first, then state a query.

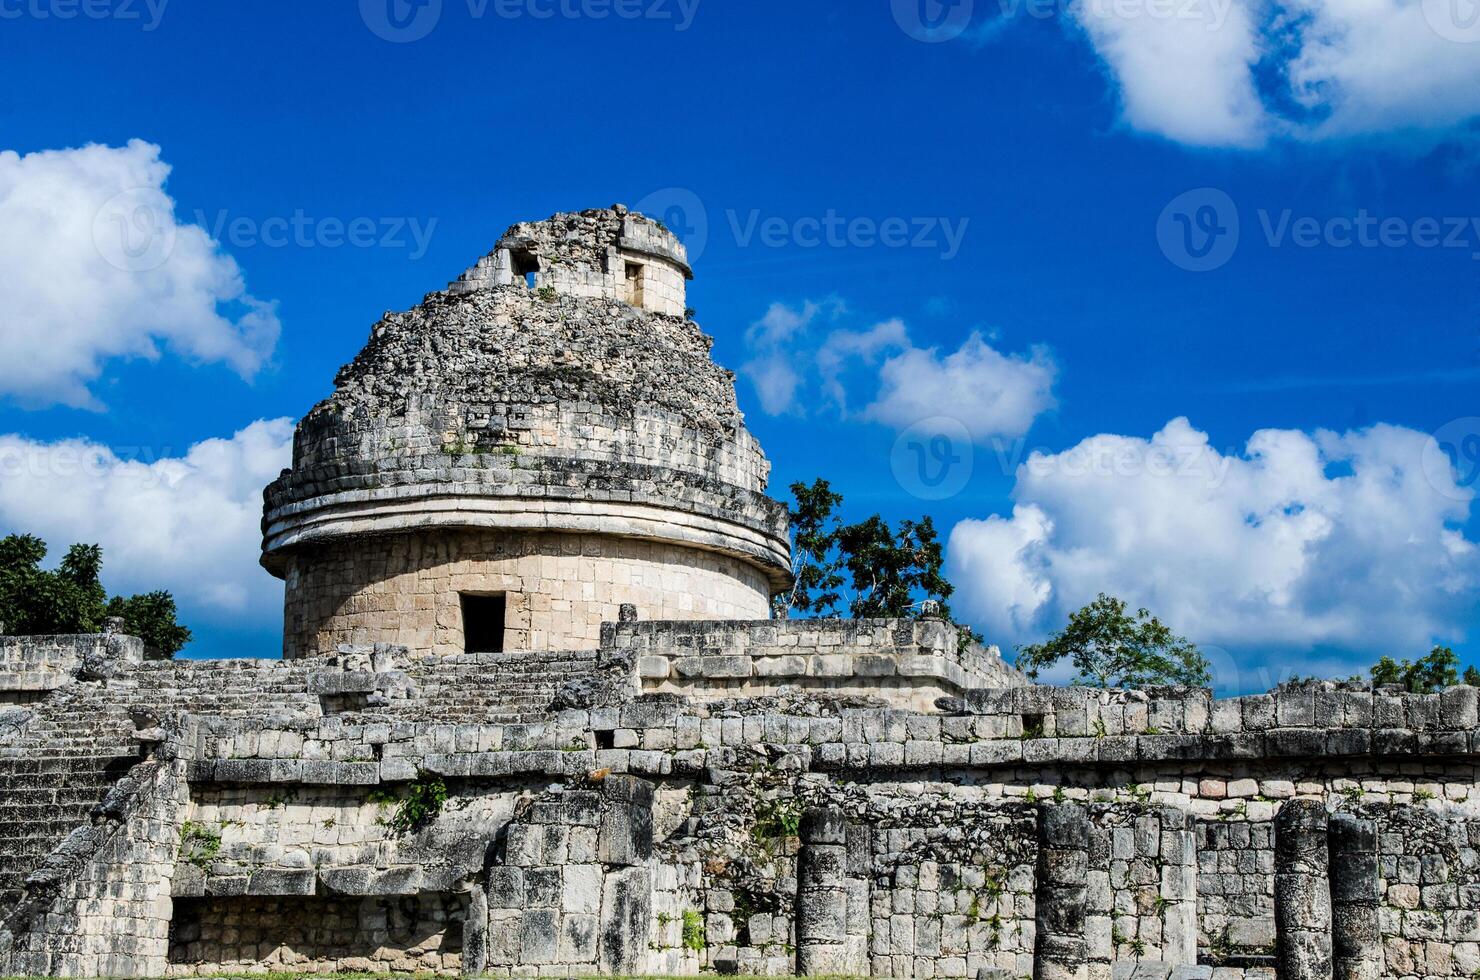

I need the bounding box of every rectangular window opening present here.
[461,593,508,654]
[625,261,645,308]
[511,249,540,290]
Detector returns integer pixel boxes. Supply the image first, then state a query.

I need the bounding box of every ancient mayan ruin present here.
[1,206,1476,980]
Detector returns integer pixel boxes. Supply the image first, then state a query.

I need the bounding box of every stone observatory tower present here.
[261,206,792,658]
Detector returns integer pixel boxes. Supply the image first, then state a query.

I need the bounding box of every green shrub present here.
[681,909,706,952]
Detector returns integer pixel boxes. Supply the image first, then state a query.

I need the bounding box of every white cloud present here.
[864,332,1058,440]
[0,419,294,618]
[741,301,1058,442]
[740,301,832,415]
[816,319,911,412]
[1066,0,1480,147]
[0,140,281,409]
[948,417,1479,673]
[1071,0,1268,147]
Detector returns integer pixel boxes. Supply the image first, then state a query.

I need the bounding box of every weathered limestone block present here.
[797,806,851,976]
[1275,799,1332,980]
[598,866,651,975]
[1329,812,1381,980]
[1037,802,1091,980]
[597,775,654,866]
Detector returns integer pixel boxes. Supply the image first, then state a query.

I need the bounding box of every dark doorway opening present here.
[461,593,508,654]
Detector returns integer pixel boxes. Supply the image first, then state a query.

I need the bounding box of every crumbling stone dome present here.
[261,206,791,658]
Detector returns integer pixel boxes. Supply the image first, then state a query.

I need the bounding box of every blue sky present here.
[0,0,1477,691]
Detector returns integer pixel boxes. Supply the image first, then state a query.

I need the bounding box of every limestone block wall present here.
[0,756,186,977]
[167,893,467,976]
[452,207,690,318]
[483,777,654,977]
[171,782,521,898]
[1087,806,1198,969]
[0,632,144,700]
[1195,818,1276,959]
[281,530,773,658]
[612,618,1024,709]
[858,799,1039,978]
[1366,802,1480,977]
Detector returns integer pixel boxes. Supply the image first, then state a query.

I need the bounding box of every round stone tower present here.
[261,206,792,659]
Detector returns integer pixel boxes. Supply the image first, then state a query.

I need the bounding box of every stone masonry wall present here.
[281,530,773,658]
[614,617,1024,709]
[0,633,144,700]
[1196,818,1276,959]
[167,893,467,976]
[1364,801,1480,977]
[0,755,186,977]
[452,207,690,318]
[13,632,1480,978]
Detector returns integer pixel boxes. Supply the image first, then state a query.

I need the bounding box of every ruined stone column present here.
[1275,799,1333,980]
[1329,812,1381,980]
[462,886,488,977]
[598,776,655,976]
[796,807,850,976]
[1035,802,1091,980]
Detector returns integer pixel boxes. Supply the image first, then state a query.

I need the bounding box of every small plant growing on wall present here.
[750,797,803,848]
[179,821,222,870]
[681,909,706,953]
[375,773,450,835]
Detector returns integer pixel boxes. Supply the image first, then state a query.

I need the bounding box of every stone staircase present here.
[0,682,143,914]
[389,649,604,723]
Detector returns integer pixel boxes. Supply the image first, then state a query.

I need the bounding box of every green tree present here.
[835,514,953,619]
[774,479,845,618]
[0,534,191,656]
[1370,646,1464,693]
[105,592,192,658]
[773,480,960,626]
[1016,593,1211,688]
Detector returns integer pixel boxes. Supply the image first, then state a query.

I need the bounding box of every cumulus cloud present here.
[1072,0,1268,147]
[0,419,294,618]
[740,301,837,415]
[1065,0,1480,147]
[863,332,1058,439]
[741,301,1057,441]
[947,417,1479,672]
[0,140,281,409]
